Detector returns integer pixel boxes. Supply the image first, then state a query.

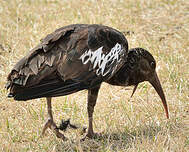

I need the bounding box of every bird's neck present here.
[106,50,143,87]
[105,63,139,87]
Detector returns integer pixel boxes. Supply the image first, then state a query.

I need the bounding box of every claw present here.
[42,119,52,136]
[81,132,102,141]
[41,118,66,140]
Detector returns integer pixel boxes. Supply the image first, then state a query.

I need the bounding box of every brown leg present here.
[86,85,101,138]
[42,97,66,140]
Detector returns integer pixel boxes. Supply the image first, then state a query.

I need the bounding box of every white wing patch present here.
[80,43,124,76]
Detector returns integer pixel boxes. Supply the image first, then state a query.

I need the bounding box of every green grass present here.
[0,0,188,151]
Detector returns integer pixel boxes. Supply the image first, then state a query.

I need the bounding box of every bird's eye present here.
[150,61,155,68]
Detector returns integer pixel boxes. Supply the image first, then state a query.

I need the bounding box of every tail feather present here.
[13,79,89,101]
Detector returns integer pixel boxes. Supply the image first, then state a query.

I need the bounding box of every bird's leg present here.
[42,97,53,135]
[42,97,66,140]
[85,85,101,139]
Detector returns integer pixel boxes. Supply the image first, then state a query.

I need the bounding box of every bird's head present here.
[127,48,158,86]
[108,48,169,118]
[128,48,169,118]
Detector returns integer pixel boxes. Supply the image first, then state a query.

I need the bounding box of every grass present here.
[0,0,188,151]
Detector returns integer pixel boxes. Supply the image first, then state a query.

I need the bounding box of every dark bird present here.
[6,24,169,140]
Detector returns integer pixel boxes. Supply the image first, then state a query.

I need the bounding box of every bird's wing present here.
[7,24,128,100]
[7,24,79,87]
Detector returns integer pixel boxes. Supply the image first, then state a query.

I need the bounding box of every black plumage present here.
[7,24,127,100]
[6,24,168,140]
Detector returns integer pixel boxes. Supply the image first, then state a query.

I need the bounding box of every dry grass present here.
[0,0,188,151]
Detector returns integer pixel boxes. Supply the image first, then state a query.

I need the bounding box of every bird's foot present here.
[41,118,66,140]
[81,132,102,141]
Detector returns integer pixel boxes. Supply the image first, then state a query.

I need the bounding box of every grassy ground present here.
[0,0,188,151]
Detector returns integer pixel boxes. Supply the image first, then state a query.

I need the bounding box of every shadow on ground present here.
[55,124,163,151]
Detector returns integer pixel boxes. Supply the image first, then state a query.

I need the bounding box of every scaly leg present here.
[42,97,66,140]
[85,85,101,138]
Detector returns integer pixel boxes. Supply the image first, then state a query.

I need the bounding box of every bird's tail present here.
[9,79,89,101]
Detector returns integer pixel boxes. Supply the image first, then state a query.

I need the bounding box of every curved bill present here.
[149,72,169,119]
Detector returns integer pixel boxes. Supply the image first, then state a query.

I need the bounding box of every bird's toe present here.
[81,132,102,141]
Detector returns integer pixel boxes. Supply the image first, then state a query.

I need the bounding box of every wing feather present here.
[6,24,128,100]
